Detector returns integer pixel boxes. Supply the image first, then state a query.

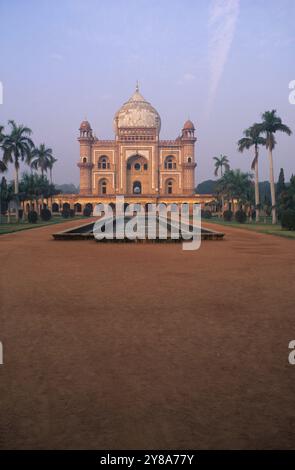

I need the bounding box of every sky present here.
[0,0,295,186]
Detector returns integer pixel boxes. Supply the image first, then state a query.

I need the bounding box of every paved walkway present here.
[0,220,294,449]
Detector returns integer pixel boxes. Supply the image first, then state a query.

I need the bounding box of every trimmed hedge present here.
[40,208,52,221]
[28,210,38,223]
[61,209,69,218]
[201,209,212,219]
[235,209,247,224]
[281,209,295,230]
[61,208,75,218]
[83,206,92,217]
[223,210,233,222]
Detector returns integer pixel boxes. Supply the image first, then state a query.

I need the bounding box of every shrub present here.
[201,209,212,219]
[28,210,38,223]
[40,208,52,221]
[281,209,295,230]
[235,209,247,224]
[61,209,70,218]
[223,209,233,222]
[83,206,92,217]
[61,208,75,218]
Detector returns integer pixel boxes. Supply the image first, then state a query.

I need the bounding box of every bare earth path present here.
[0,220,295,449]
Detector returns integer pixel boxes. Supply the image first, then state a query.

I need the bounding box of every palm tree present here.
[30,144,55,210]
[2,121,34,220]
[213,155,230,215]
[46,155,57,209]
[259,110,292,224]
[47,155,57,184]
[2,121,34,193]
[0,125,7,173]
[238,124,266,222]
[30,144,53,177]
[213,154,230,177]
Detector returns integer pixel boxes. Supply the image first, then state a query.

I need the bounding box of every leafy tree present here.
[276,168,286,198]
[279,175,295,212]
[19,172,58,212]
[195,180,217,194]
[258,110,292,224]
[217,169,253,211]
[55,183,79,194]
[281,210,295,230]
[259,181,271,205]
[238,124,266,222]
[0,176,13,217]
[280,178,295,229]
[0,159,6,173]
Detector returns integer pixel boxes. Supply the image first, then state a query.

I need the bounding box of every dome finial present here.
[136,80,139,92]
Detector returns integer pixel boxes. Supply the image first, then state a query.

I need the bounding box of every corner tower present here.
[181,120,197,194]
[77,120,94,195]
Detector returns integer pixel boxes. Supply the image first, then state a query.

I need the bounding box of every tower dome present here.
[79,120,91,130]
[114,85,161,132]
[183,119,195,130]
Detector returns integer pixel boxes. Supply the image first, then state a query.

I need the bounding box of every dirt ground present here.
[0,219,295,450]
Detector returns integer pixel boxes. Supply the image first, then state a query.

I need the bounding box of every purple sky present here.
[0,0,295,185]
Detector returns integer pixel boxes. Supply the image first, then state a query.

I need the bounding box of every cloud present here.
[100,93,112,101]
[183,73,196,82]
[207,0,240,114]
[50,53,63,61]
[177,72,196,85]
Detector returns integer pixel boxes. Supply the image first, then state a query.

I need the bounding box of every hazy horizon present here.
[1,0,294,186]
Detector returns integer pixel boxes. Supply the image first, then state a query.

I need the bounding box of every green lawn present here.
[0,215,85,235]
[203,217,295,239]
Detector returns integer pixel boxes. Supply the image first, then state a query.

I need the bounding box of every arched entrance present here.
[74,203,82,213]
[126,154,148,194]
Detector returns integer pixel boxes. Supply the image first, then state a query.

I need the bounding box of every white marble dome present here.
[114,86,161,132]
